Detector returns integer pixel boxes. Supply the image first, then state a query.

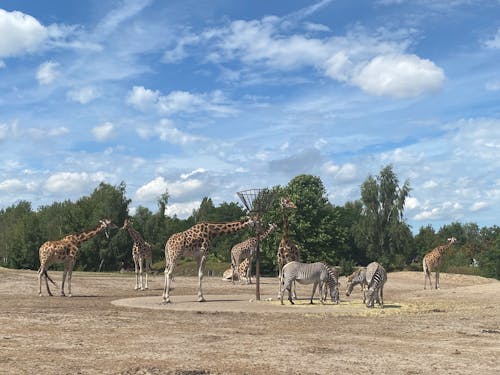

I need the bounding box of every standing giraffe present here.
[231,223,277,284]
[162,218,253,303]
[423,237,457,290]
[277,197,299,296]
[122,218,153,291]
[38,219,118,297]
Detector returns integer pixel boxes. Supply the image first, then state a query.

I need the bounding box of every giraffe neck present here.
[206,219,250,239]
[67,224,105,245]
[281,207,289,242]
[437,242,453,256]
[259,225,275,241]
[127,226,145,245]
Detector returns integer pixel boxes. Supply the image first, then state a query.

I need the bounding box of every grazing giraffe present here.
[38,219,118,297]
[162,218,253,303]
[423,237,457,290]
[277,197,299,296]
[223,258,250,282]
[231,223,277,284]
[122,218,153,291]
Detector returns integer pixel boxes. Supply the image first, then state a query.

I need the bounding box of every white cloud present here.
[181,168,206,179]
[484,28,500,49]
[0,9,48,58]
[44,172,108,193]
[423,180,438,189]
[0,178,25,192]
[127,86,236,116]
[67,86,100,104]
[36,61,59,85]
[92,122,115,141]
[137,119,204,145]
[323,162,358,183]
[405,196,419,210]
[352,54,445,98]
[127,85,159,110]
[166,200,201,218]
[135,175,204,202]
[470,201,488,212]
[485,80,500,91]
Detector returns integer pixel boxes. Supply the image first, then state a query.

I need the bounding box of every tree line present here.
[1,165,499,280]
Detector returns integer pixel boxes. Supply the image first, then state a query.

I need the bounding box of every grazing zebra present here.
[345,267,368,303]
[280,261,339,305]
[321,265,340,303]
[364,262,387,308]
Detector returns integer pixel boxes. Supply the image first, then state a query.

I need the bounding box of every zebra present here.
[280,261,339,305]
[364,262,387,308]
[345,267,368,303]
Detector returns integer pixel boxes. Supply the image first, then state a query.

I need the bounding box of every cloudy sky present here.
[1,0,499,232]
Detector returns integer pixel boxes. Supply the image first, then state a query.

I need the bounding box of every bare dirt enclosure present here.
[1,267,499,375]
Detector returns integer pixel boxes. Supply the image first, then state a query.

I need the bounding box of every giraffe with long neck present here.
[423,237,457,289]
[122,218,153,291]
[231,223,277,284]
[277,197,299,295]
[162,218,253,303]
[38,219,117,297]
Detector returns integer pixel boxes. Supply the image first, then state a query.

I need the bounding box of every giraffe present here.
[230,222,277,284]
[122,218,153,291]
[223,258,250,282]
[423,237,457,290]
[38,219,118,297]
[277,197,299,296]
[162,218,253,303]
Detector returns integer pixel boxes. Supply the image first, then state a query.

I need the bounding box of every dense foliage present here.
[1,167,499,280]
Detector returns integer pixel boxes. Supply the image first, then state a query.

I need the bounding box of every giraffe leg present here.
[134,258,140,290]
[61,268,67,297]
[435,271,440,289]
[139,259,145,291]
[246,256,253,285]
[67,268,73,297]
[144,258,150,290]
[162,258,174,304]
[277,261,283,298]
[38,267,44,296]
[197,254,207,302]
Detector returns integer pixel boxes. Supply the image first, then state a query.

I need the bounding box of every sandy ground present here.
[1,267,499,375]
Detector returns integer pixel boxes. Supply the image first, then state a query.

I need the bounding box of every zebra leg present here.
[379,285,384,308]
[310,282,318,304]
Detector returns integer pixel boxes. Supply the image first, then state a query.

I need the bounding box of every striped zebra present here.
[321,265,340,304]
[364,262,387,308]
[280,261,339,305]
[345,267,368,303]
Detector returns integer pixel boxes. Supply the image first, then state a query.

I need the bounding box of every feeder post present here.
[237,189,274,301]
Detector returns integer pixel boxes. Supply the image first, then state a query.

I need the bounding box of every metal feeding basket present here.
[237,188,275,301]
[237,188,275,217]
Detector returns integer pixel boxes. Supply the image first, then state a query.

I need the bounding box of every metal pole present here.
[255,219,261,301]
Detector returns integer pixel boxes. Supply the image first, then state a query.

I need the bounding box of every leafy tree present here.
[354,165,413,269]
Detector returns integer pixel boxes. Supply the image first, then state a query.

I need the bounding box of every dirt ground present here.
[1,267,499,375]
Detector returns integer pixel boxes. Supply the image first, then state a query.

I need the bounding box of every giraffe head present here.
[280,197,297,209]
[447,237,457,244]
[99,219,118,239]
[121,218,132,230]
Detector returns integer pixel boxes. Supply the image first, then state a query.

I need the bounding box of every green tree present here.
[354,165,413,269]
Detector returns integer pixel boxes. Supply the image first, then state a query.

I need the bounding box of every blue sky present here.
[0,0,499,232]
